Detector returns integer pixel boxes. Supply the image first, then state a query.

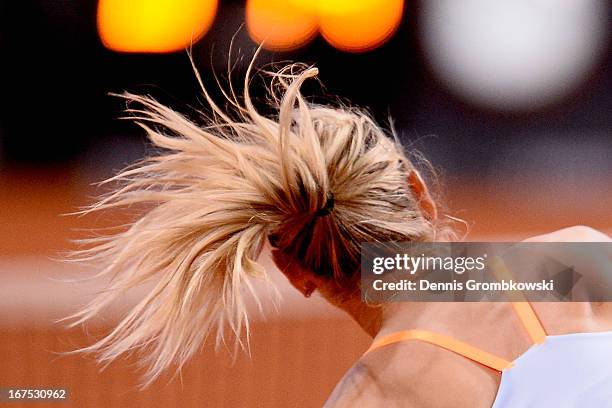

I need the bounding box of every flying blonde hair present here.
[63,55,441,386]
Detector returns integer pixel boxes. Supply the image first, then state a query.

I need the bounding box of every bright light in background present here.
[97,0,218,53]
[420,0,608,111]
[246,0,318,51]
[318,0,404,52]
[247,0,404,52]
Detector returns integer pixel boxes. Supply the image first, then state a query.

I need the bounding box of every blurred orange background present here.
[1,0,610,406]
[1,167,610,407]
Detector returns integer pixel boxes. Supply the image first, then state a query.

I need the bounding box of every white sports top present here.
[492,330,612,407]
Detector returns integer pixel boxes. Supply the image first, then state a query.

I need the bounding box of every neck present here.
[337,296,528,357]
[337,294,383,337]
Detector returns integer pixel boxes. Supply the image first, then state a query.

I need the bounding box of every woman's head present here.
[65,59,444,385]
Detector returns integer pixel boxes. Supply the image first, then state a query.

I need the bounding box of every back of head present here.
[64,59,441,386]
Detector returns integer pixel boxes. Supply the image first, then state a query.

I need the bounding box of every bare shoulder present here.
[323,360,383,408]
[523,225,611,243]
[323,342,495,408]
[522,225,611,284]
[323,352,421,408]
[522,226,612,328]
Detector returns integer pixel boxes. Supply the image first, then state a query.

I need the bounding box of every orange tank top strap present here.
[364,257,549,372]
[365,329,513,372]
[488,256,547,344]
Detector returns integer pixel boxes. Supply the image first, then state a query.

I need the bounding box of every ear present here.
[271,249,318,298]
[407,170,438,221]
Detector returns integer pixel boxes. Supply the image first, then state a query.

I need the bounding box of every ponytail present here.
[62,55,437,386]
[62,60,318,387]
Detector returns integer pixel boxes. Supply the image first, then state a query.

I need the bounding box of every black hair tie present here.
[314,193,334,217]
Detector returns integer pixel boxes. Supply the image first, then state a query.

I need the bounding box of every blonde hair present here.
[63,56,440,386]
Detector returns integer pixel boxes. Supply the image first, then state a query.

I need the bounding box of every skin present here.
[271,171,612,407]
